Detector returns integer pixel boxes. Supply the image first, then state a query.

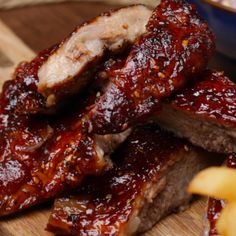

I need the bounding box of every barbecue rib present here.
[157,71,236,154]
[0,57,130,215]
[0,50,55,213]
[6,5,151,112]
[38,5,152,108]
[88,0,215,134]
[2,47,55,114]
[47,125,216,236]
[0,74,130,216]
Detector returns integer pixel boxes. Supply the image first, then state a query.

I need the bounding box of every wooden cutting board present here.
[0,17,207,236]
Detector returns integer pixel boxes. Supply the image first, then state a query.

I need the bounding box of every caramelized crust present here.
[0,92,103,216]
[172,71,236,127]
[47,125,213,236]
[2,46,57,114]
[0,116,52,195]
[89,0,215,134]
[0,49,55,212]
[0,56,133,216]
[0,74,131,216]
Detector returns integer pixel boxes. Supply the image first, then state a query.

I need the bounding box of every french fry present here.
[188,167,236,202]
[189,167,236,236]
[217,202,236,236]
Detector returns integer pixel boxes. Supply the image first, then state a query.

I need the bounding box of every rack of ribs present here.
[3,70,234,216]
[47,125,217,236]
[0,0,215,216]
[0,2,231,233]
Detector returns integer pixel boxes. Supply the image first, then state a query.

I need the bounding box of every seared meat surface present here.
[88,0,215,134]
[157,71,236,153]
[47,125,215,236]
[0,49,55,215]
[2,47,55,114]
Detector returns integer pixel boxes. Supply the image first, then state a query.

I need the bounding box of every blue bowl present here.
[189,0,236,60]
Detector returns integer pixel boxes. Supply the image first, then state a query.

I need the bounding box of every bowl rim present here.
[202,0,236,14]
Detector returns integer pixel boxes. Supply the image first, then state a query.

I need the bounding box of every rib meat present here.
[47,125,216,236]
[2,47,56,114]
[88,0,215,134]
[38,5,152,108]
[0,109,130,216]
[156,71,236,153]
[4,5,151,113]
[0,51,55,213]
[0,68,130,216]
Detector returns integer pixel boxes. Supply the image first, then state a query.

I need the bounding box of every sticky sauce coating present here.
[0,51,129,216]
[2,46,57,114]
[90,0,215,134]
[172,71,236,127]
[0,85,106,216]
[47,125,189,235]
[0,48,56,204]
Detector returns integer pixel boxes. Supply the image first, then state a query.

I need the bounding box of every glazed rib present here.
[2,47,55,114]
[0,83,130,216]
[88,0,215,134]
[0,77,130,216]
[3,5,151,113]
[0,56,55,212]
[38,5,152,108]
[47,125,215,236]
[157,71,236,153]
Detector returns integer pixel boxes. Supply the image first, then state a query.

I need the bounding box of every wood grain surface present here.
[0,2,231,235]
[0,20,34,88]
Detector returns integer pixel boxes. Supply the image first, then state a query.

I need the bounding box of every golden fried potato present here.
[189,167,236,236]
[188,167,236,202]
[217,202,236,236]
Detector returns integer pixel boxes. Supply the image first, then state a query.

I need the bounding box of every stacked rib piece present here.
[0,1,235,235]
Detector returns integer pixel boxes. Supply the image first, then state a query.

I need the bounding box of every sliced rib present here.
[156,71,236,154]
[88,0,215,134]
[37,5,152,108]
[47,125,216,236]
[2,5,151,114]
